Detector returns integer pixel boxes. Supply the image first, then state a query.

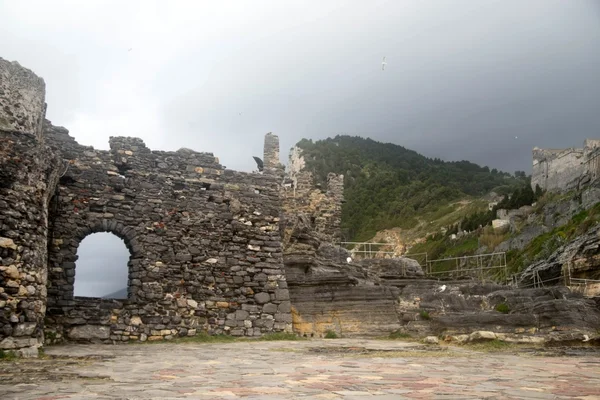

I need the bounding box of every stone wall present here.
[43,127,292,343]
[281,146,344,244]
[0,59,62,355]
[0,59,46,138]
[532,139,600,193]
[0,58,292,353]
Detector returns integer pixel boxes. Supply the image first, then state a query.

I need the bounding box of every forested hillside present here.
[296,136,527,241]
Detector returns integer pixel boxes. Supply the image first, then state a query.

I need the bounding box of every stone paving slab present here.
[0,339,599,399]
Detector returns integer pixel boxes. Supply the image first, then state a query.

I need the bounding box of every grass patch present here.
[388,331,413,340]
[479,227,509,251]
[156,332,238,344]
[464,339,512,351]
[495,303,510,314]
[0,350,18,361]
[258,332,304,341]
[324,330,338,339]
[420,310,431,320]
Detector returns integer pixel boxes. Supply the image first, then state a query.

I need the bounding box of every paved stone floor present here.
[1,339,599,399]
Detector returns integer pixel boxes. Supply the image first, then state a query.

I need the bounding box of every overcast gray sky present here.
[2,1,599,295]
[73,233,129,297]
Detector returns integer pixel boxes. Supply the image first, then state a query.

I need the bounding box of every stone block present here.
[262,303,277,314]
[68,325,110,340]
[274,289,289,301]
[254,292,270,304]
[277,301,291,313]
[469,331,497,342]
[13,322,36,337]
[423,336,439,344]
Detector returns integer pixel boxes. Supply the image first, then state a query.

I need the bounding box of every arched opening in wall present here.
[73,232,131,299]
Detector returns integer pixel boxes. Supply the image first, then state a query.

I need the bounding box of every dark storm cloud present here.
[2,0,599,174]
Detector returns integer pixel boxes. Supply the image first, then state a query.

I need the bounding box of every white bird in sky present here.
[381,56,387,71]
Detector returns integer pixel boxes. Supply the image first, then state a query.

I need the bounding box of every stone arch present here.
[47,219,143,303]
[67,220,141,301]
[72,223,140,299]
[72,220,140,260]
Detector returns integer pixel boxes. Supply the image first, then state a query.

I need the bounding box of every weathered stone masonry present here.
[1,58,291,354]
[532,140,600,193]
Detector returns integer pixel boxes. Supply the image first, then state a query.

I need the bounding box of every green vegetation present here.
[296,136,527,241]
[0,350,17,361]
[258,332,304,341]
[506,202,600,274]
[388,331,413,340]
[463,339,512,351]
[324,330,338,339]
[419,310,431,320]
[495,303,510,314]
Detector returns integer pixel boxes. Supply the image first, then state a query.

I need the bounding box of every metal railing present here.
[339,241,397,258]
[422,252,508,283]
[569,277,600,298]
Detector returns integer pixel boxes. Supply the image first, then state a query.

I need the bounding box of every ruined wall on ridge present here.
[532,140,600,193]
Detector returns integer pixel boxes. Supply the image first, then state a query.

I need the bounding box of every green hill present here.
[295,136,527,241]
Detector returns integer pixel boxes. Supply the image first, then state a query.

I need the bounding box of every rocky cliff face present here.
[394,280,600,342]
[519,223,600,291]
[284,214,423,337]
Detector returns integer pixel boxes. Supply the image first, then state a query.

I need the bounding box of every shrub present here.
[420,310,431,320]
[324,330,338,339]
[389,331,412,339]
[495,303,510,314]
[0,350,17,361]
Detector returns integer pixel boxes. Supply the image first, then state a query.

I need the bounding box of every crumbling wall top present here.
[0,58,46,138]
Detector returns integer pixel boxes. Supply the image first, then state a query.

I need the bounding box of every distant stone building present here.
[531,140,600,193]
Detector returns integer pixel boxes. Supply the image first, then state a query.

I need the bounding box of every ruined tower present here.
[0,58,62,356]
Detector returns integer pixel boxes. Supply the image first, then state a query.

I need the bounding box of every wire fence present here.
[336,244,599,296]
[420,252,508,283]
[340,242,397,259]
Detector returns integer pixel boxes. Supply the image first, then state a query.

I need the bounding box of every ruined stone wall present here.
[531,139,600,193]
[43,127,291,343]
[0,58,292,352]
[0,59,46,138]
[0,59,62,355]
[531,147,585,192]
[281,146,344,244]
[584,140,600,184]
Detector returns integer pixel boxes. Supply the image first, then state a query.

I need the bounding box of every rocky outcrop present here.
[284,214,423,337]
[394,281,600,343]
[519,224,600,288]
